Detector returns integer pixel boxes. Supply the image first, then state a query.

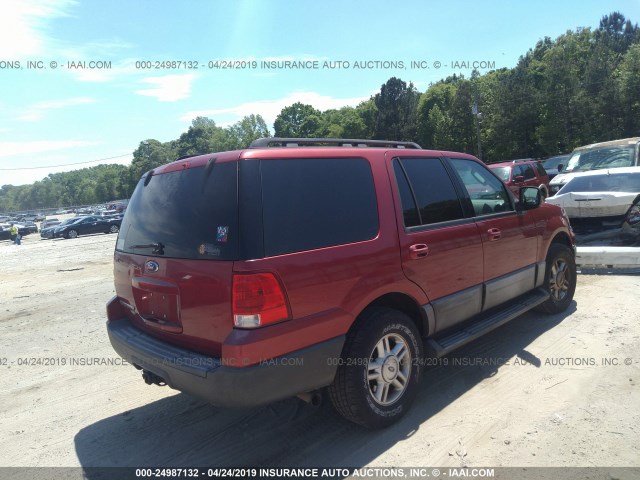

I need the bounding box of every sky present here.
[1,0,639,186]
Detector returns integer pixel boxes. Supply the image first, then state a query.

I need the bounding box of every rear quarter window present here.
[261,158,378,256]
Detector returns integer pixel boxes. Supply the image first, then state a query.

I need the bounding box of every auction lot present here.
[0,233,638,469]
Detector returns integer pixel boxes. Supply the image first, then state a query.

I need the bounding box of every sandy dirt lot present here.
[0,232,638,472]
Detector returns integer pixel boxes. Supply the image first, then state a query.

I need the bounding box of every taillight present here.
[232,273,290,328]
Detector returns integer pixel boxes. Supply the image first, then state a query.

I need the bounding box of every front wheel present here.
[534,243,576,314]
[108,225,119,234]
[328,307,423,429]
[66,229,78,239]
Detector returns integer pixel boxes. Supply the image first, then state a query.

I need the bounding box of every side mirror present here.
[517,186,541,212]
[514,175,525,183]
[557,164,563,172]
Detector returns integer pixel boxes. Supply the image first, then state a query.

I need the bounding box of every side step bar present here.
[425,288,549,358]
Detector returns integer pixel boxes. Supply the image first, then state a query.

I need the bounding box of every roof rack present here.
[249,137,422,149]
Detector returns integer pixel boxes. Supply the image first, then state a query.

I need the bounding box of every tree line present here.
[2,12,638,212]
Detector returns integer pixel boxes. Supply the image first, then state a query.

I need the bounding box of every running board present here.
[425,288,549,358]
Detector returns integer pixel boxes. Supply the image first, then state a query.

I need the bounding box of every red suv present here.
[489,159,550,198]
[107,138,576,428]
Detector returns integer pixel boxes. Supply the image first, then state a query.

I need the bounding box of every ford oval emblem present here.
[145,260,159,273]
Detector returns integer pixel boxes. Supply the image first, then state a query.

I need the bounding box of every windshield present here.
[116,163,238,260]
[564,145,636,173]
[558,172,640,194]
[490,166,511,182]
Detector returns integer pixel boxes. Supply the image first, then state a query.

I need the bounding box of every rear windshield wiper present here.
[129,242,165,255]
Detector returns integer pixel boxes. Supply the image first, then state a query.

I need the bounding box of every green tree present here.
[126,139,177,195]
[617,43,640,136]
[273,103,322,137]
[228,114,271,148]
[354,99,377,138]
[317,107,369,138]
[416,81,456,148]
[373,77,420,141]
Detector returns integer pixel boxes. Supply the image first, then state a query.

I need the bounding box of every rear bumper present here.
[107,318,344,408]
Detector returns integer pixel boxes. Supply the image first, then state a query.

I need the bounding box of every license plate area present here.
[132,277,182,333]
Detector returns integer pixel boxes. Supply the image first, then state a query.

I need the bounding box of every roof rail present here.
[175,153,203,161]
[511,158,534,164]
[249,137,422,149]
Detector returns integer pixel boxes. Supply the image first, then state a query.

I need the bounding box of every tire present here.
[328,307,423,429]
[66,229,78,239]
[108,225,119,234]
[534,243,576,314]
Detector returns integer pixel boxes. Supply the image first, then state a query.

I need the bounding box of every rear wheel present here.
[66,229,78,239]
[328,307,423,429]
[535,243,576,314]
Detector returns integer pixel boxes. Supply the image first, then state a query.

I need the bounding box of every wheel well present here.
[550,232,572,249]
[361,293,428,338]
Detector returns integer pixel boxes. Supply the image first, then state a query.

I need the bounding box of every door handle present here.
[487,228,501,241]
[409,243,429,259]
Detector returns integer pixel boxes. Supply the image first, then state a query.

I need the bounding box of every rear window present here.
[116,162,238,260]
[261,158,378,256]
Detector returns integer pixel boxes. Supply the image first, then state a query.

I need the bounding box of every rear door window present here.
[261,158,378,256]
[522,164,536,179]
[393,157,464,227]
[511,165,523,179]
[116,162,239,260]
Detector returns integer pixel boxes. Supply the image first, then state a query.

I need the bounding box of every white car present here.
[546,167,640,246]
[549,137,640,196]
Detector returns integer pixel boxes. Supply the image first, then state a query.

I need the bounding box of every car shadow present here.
[75,304,575,472]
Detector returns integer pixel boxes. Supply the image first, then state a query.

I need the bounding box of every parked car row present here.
[40,215,122,239]
[1,201,129,223]
[0,213,45,223]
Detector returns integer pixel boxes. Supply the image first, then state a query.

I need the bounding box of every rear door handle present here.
[409,243,429,259]
[487,228,501,241]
